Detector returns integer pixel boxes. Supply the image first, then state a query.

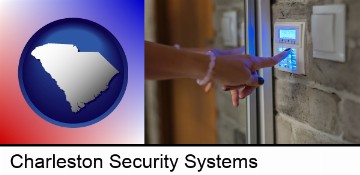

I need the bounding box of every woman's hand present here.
[203,47,246,92]
[199,47,290,107]
[210,48,291,107]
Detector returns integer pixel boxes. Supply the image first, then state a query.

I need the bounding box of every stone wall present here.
[273,0,360,143]
[214,0,360,144]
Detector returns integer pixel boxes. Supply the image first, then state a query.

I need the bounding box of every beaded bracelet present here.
[174,44,216,86]
[196,50,216,86]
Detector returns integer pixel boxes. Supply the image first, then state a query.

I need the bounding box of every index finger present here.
[256,48,291,69]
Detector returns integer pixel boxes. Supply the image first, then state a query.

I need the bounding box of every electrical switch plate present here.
[273,21,306,75]
[312,14,335,52]
[312,4,346,62]
[221,11,237,47]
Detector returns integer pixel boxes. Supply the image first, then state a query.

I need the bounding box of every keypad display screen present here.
[279,29,296,40]
[278,47,297,71]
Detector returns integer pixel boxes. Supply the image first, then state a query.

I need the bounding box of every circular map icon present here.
[18,18,128,128]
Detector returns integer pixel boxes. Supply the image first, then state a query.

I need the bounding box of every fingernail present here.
[258,77,264,85]
[285,48,291,51]
[223,87,230,91]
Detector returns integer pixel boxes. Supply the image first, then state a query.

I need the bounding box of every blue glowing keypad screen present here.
[279,29,296,40]
[278,47,297,71]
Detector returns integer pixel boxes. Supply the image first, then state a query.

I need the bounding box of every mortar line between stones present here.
[277,112,349,143]
[275,76,360,104]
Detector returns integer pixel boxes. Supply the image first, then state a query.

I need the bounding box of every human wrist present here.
[186,51,209,80]
[174,44,209,80]
[195,50,216,85]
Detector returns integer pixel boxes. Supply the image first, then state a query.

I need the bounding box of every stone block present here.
[274,80,310,122]
[293,127,343,144]
[308,88,340,135]
[275,114,293,144]
[272,0,308,20]
[341,100,360,143]
[275,79,341,134]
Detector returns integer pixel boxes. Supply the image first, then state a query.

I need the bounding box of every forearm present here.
[145,41,209,80]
